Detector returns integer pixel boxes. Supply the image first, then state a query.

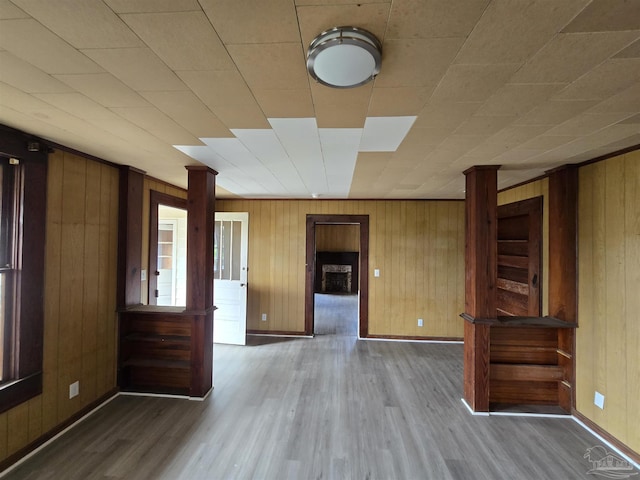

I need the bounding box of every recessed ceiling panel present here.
[359,116,417,152]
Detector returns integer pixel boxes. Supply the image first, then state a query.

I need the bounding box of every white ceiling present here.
[0,0,639,199]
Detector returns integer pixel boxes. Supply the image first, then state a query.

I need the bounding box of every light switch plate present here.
[594,391,605,409]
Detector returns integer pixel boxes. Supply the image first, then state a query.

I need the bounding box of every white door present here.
[214,212,248,345]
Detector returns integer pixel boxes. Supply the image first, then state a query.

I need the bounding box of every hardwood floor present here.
[4,296,632,479]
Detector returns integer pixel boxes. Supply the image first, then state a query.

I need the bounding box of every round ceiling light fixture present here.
[306,26,382,89]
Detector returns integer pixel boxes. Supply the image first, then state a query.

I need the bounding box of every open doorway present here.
[305,215,369,337]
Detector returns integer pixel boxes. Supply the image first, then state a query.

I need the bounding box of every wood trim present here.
[147,190,188,305]
[247,330,306,336]
[366,335,463,342]
[463,166,499,412]
[572,409,640,465]
[117,166,144,309]
[0,388,119,472]
[304,214,369,337]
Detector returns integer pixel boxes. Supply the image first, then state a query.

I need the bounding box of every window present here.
[0,128,47,414]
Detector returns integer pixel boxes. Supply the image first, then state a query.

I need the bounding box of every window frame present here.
[0,127,47,414]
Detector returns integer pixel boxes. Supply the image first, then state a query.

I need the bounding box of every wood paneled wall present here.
[0,150,119,462]
[216,200,465,338]
[498,179,549,315]
[576,150,640,454]
[316,224,359,252]
[141,178,188,304]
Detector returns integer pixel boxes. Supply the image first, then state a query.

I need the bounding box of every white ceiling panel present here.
[359,116,417,152]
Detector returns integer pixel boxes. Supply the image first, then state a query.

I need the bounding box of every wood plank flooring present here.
[4,295,633,479]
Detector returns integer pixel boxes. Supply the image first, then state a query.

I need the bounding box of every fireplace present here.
[321,264,352,293]
[315,252,359,294]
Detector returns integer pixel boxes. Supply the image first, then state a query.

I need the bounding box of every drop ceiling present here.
[0,0,639,199]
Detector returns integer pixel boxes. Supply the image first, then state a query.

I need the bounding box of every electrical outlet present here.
[141,269,147,281]
[69,381,79,399]
[261,313,267,321]
[374,269,380,277]
[594,391,605,409]
[417,318,423,327]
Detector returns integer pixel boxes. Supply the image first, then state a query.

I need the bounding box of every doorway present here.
[305,214,369,337]
[148,191,187,306]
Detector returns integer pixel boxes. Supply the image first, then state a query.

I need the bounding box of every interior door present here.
[156,221,177,306]
[214,212,248,345]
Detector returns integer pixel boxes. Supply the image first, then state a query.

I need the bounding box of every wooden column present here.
[117,166,144,309]
[548,165,578,412]
[185,166,217,397]
[463,165,499,412]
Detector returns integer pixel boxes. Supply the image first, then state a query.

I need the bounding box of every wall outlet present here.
[69,381,79,399]
[594,391,605,409]
[417,318,423,327]
[261,313,267,321]
[374,269,380,277]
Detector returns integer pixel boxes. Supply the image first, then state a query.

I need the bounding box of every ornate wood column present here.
[548,165,578,411]
[462,165,499,412]
[185,166,217,397]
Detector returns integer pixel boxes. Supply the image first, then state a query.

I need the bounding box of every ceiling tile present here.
[110,106,202,145]
[0,1,29,19]
[252,89,315,118]
[104,0,201,13]
[430,64,520,103]
[475,84,563,117]
[0,51,73,93]
[320,128,363,196]
[83,47,186,91]
[177,70,255,107]
[614,39,640,59]
[553,58,640,101]
[227,43,309,91]
[212,103,270,129]
[510,32,640,84]
[413,101,482,129]
[200,0,300,44]
[454,115,515,136]
[314,103,367,128]
[562,0,640,33]
[141,91,233,138]
[12,0,142,49]
[33,92,116,119]
[368,87,433,116]
[359,116,416,151]
[386,0,490,38]
[0,19,103,74]
[515,99,598,125]
[588,83,640,114]
[121,11,233,71]
[296,3,389,48]
[544,112,637,136]
[454,0,590,64]
[374,37,466,87]
[53,73,149,107]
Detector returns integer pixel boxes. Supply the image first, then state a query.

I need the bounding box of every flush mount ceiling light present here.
[306,26,382,89]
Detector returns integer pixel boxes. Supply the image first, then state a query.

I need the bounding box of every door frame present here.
[148,190,187,305]
[305,214,369,337]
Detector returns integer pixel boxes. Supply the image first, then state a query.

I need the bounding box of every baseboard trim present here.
[246,330,308,337]
[0,388,119,475]
[366,335,463,343]
[572,409,640,467]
